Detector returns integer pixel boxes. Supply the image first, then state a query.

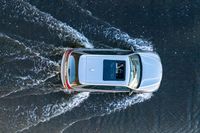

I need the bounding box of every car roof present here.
[78,54,130,86]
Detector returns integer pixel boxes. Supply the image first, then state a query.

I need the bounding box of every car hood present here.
[138,52,163,92]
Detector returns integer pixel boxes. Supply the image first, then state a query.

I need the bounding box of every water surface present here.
[0,0,200,133]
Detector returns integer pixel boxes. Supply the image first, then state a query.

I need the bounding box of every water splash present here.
[0,33,59,98]
[103,27,153,51]
[0,1,155,132]
[27,0,152,51]
[107,93,153,112]
[0,0,93,48]
[60,93,153,132]
[17,92,89,132]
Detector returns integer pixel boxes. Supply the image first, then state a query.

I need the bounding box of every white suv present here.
[61,48,162,94]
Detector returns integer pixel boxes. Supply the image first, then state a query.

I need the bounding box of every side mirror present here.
[129,90,134,96]
[130,46,135,51]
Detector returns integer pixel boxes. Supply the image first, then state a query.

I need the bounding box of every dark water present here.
[0,0,200,132]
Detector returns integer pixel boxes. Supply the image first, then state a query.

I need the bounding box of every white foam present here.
[2,0,93,48]
[103,27,153,51]
[0,33,59,67]
[0,87,26,98]
[0,34,60,98]
[60,93,153,132]
[1,2,155,132]
[0,72,58,99]
[17,92,90,132]
[16,72,58,87]
[0,33,5,37]
[60,115,96,133]
[0,32,11,38]
[68,2,153,51]
[107,93,153,112]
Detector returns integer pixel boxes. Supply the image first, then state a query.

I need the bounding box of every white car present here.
[61,48,162,94]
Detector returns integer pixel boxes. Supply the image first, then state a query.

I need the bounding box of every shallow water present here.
[0,0,200,133]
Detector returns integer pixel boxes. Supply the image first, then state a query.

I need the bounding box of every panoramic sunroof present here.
[103,60,125,81]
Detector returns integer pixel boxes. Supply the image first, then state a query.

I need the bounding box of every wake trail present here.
[107,93,153,112]
[0,0,93,48]
[0,1,94,130]
[16,92,90,133]
[0,1,94,129]
[0,1,155,132]
[28,0,153,51]
[0,31,91,132]
[61,93,153,132]
[0,33,59,98]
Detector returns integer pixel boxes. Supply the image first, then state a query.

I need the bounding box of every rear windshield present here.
[103,60,125,81]
[68,56,76,84]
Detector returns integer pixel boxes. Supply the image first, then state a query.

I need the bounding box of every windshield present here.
[129,54,141,89]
